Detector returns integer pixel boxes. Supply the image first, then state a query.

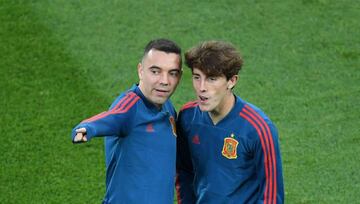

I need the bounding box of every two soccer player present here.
[72,39,284,204]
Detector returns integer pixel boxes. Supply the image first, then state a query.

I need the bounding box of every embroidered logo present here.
[221,133,238,159]
[146,123,154,132]
[192,135,200,144]
[169,116,177,137]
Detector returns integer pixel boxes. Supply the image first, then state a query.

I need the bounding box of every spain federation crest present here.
[222,134,239,159]
[169,116,177,137]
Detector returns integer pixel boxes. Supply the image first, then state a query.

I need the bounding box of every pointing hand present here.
[74,127,88,143]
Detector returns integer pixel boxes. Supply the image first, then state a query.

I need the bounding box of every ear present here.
[227,75,238,89]
[137,63,143,80]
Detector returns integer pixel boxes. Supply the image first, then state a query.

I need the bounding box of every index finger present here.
[76,127,87,133]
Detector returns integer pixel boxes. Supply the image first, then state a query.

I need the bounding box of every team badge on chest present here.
[221,133,239,159]
[169,116,177,137]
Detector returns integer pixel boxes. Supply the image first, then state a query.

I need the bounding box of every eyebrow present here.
[148,65,180,72]
[149,65,161,69]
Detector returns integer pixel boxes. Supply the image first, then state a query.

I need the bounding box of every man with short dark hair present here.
[72,39,182,204]
[176,40,284,204]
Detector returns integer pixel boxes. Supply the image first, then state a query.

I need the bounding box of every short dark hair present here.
[144,38,181,56]
[143,38,182,67]
[185,41,243,80]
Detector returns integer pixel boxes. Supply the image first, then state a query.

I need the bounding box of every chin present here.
[199,105,211,112]
[154,98,167,105]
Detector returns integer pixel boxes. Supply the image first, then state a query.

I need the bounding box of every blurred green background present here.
[1,0,359,203]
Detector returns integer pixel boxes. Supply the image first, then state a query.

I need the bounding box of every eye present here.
[192,75,200,80]
[208,77,217,81]
[150,69,160,75]
[169,71,180,77]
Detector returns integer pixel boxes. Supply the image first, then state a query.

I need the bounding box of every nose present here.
[199,79,206,92]
[160,73,169,86]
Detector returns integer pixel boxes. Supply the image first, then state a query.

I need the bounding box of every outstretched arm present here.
[71,92,139,143]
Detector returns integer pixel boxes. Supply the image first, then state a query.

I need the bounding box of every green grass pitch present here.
[0,0,359,203]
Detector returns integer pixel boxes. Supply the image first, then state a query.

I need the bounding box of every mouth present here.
[198,95,209,103]
[155,89,170,96]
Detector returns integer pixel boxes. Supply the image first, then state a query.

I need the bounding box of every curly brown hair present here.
[185,41,243,80]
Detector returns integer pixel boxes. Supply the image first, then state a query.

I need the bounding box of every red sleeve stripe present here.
[112,92,136,110]
[82,92,135,123]
[115,93,140,113]
[82,92,139,123]
[244,105,277,204]
[180,100,199,111]
[240,105,277,204]
[239,111,271,204]
[175,173,182,204]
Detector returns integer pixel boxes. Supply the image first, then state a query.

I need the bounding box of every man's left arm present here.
[254,123,284,204]
[175,112,196,204]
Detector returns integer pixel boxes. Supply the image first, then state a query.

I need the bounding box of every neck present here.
[209,93,235,125]
[137,83,162,109]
